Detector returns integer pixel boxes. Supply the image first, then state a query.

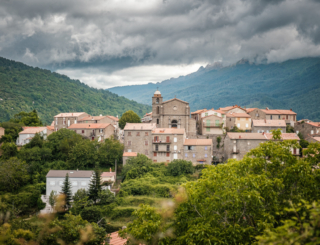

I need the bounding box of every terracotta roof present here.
[246,108,257,113]
[54,112,86,118]
[47,126,54,131]
[219,105,245,111]
[226,113,251,118]
[152,128,185,134]
[213,109,226,114]
[252,120,286,127]
[311,137,320,142]
[46,170,93,178]
[202,114,223,119]
[306,122,320,127]
[78,116,106,121]
[19,127,47,134]
[227,133,267,140]
[51,121,54,126]
[265,133,300,140]
[261,109,297,115]
[200,109,226,116]
[107,115,119,121]
[191,109,207,115]
[101,172,116,177]
[68,123,111,129]
[184,139,212,146]
[162,98,188,104]
[123,152,138,157]
[124,123,156,130]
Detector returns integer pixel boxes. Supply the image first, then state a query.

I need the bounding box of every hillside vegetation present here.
[0,57,151,124]
[109,57,320,121]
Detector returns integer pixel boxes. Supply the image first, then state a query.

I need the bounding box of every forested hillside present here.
[109,57,320,121]
[0,57,151,124]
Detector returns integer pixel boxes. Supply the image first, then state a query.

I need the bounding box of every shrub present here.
[110,207,137,220]
[80,206,103,223]
[167,160,194,176]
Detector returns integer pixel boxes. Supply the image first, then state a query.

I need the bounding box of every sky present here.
[1,0,320,88]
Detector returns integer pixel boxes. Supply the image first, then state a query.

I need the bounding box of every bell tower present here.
[152,89,162,126]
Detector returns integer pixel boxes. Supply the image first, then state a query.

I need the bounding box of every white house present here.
[16,126,53,146]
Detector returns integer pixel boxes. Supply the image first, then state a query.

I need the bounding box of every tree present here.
[49,190,57,211]
[25,133,44,148]
[0,122,23,143]
[0,142,18,159]
[61,173,72,209]
[119,110,141,129]
[98,137,124,168]
[122,154,153,179]
[88,165,102,204]
[167,160,194,176]
[67,139,98,169]
[10,110,43,126]
[298,132,309,149]
[98,189,115,205]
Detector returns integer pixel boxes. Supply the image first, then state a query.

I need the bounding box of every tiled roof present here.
[227,133,267,140]
[184,139,212,146]
[202,114,223,119]
[246,108,257,113]
[311,137,320,142]
[219,105,245,111]
[47,126,54,131]
[78,116,106,121]
[101,172,116,177]
[152,128,185,134]
[123,152,138,157]
[124,123,156,130]
[306,122,320,127]
[213,109,226,114]
[54,112,86,118]
[261,109,296,115]
[19,127,47,134]
[226,113,251,118]
[252,120,286,127]
[265,133,300,140]
[46,170,93,178]
[108,231,127,245]
[68,123,111,129]
[191,109,207,115]
[107,115,119,121]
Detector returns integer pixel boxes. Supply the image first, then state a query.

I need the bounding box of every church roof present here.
[154,90,161,95]
[162,97,189,104]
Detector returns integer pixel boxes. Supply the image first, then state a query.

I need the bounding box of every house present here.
[224,132,300,160]
[54,112,89,131]
[183,139,213,165]
[0,127,4,139]
[141,112,152,123]
[191,109,207,122]
[68,123,115,142]
[151,90,196,136]
[246,108,257,114]
[101,169,116,186]
[251,120,286,133]
[248,108,297,126]
[226,113,252,131]
[46,170,93,196]
[107,231,127,245]
[16,126,53,146]
[200,113,226,135]
[78,115,110,124]
[305,135,320,143]
[123,152,138,165]
[294,121,320,139]
[219,105,247,114]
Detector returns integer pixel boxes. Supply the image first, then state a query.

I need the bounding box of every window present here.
[174,145,177,150]
[205,146,208,150]
[237,123,240,128]
[166,152,170,157]
[185,153,188,157]
[193,153,196,158]
[215,120,220,126]
[256,113,259,117]
[75,119,77,124]
[205,113,208,116]
[55,119,58,125]
[155,145,159,151]
[63,118,66,125]
[171,120,178,128]
[154,136,159,142]
[206,127,210,132]
[270,115,273,119]
[128,132,131,136]
[145,141,148,145]
[278,115,281,119]
[100,129,103,133]
[173,153,178,159]
[82,130,84,134]
[156,98,159,104]
[145,150,148,155]
[72,181,78,186]
[166,136,170,142]
[68,120,70,126]
[166,145,170,151]
[81,182,87,186]
[174,137,177,142]
[206,119,210,126]
[128,141,131,146]
[145,132,148,136]
[311,130,314,134]
[205,154,208,158]
[266,130,269,133]
[188,146,192,150]
[286,115,288,119]
[157,106,160,114]
[157,119,159,124]
[136,132,140,136]
[50,181,55,186]
[246,123,248,128]
[154,152,157,157]
[59,181,64,186]
[128,149,132,152]
[280,130,283,133]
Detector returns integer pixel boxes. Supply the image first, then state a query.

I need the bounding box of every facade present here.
[226,113,252,131]
[0,127,4,139]
[141,112,152,123]
[151,90,196,136]
[224,132,300,160]
[78,115,110,124]
[46,170,93,196]
[123,152,138,165]
[54,112,89,131]
[200,114,226,135]
[191,109,207,122]
[183,139,213,165]
[16,127,53,146]
[294,121,320,139]
[248,108,297,126]
[252,120,286,133]
[68,123,115,142]
[219,105,247,114]
[101,170,116,185]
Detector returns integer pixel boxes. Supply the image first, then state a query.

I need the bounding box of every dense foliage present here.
[119,110,141,129]
[109,57,320,121]
[0,56,151,124]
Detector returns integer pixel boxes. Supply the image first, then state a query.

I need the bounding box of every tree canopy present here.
[119,110,141,129]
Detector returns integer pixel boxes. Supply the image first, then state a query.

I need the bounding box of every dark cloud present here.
[0,0,320,87]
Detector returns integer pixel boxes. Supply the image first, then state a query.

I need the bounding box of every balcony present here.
[232,149,240,154]
[153,150,171,152]
[153,141,171,144]
[204,123,223,128]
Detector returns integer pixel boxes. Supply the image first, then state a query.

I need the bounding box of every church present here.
[151,90,196,136]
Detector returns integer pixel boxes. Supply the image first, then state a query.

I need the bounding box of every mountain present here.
[108,57,320,121]
[0,57,151,124]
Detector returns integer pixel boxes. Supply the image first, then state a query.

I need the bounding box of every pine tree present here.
[88,164,102,204]
[61,173,72,209]
[49,190,57,211]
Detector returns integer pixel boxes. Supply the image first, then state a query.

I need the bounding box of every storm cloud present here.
[1,0,320,88]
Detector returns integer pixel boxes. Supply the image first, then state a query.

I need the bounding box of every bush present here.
[110,207,137,220]
[80,206,103,223]
[167,160,194,176]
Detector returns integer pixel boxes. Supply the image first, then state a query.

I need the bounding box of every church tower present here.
[152,89,162,126]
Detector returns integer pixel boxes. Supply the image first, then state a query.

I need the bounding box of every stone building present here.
[294,121,320,139]
[68,123,115,142]
[141,112,152,123]
[226,113,252,131]
[54,112,89,131]
[101,169,117,186]
[183,139,213,165]
[248,108,297,126]
[16,126,53,146]
[251,120,286,133]
[219,105,247,114]
[305,136,320,143]
[200,114,225,135]
[151,90,196,136]
[224,132,300,160]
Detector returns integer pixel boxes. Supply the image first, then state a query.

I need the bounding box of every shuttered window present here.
[215,120,220,126]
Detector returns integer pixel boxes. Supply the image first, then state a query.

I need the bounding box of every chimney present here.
[290,109,292,111]
[266,107,269,110]
[262,132,264,135]
[110,168,112,172]
[239,135,241,139]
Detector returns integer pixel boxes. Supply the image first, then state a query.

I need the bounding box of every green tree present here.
[49,190,57,210]
[119,110,141,129]
[298,132,309,149]
[0,142,18,159]
[67,139,98,169]
[122,154,153,179]
[0,122,23,143]
[25,133,44,148]
[10,110,43,126]
[98,189,115,205]
[167,160,194,177]
[88,165,102,204]
[98,137,124,168]
[303,142,320,165]
[61,173,72,209]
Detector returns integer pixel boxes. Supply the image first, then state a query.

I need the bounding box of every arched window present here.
[157,106,159,114]
[171,120,178,128]
[156,98,159,104]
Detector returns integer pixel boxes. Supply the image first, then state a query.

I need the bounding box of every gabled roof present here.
[202,114,223,119]
[227,132,300,140]
[311,137,320,142]
[265,133,300,140]
[219,105,246,112]
[54,112,86,118]
[252,120,286,127]
[162,98,188,104]
[19,127,47,134]
[184,139,212,146]
[107,115,119,121]
[109,231,127,245]
[246,108,257,113]
[101,171,116,177]
[226,113,251,118]
[123,152,138,157]
[47,126,54,131]
[78,116,106,121]
[46,170,93,178]
[191,109,207,115]
[261,109,297,115]
[152,128,185,134]
[306,122,320,127]
[124,123,156,130]
[68,123,112,129]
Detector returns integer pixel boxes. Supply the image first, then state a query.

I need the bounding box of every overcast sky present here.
[1,0,320,88]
